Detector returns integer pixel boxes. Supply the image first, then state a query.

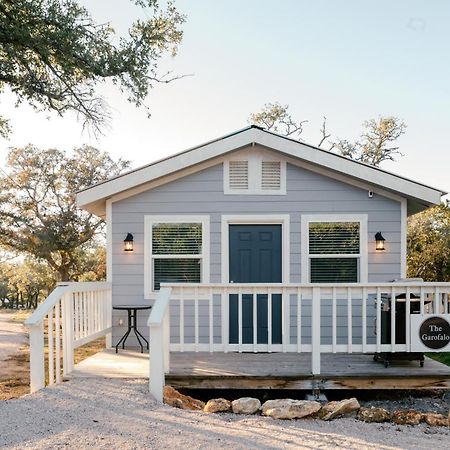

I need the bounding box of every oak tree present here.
[249,102,406,167]
[0,0,185,135]
[0,145,129,281]
[407,203,450,282]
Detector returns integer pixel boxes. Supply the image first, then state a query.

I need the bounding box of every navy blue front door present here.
[229,224,282,345]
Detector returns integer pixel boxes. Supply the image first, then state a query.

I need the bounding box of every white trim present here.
[107,149,404,209]
[221,214,290,283]
[106,199,112,282]
[400,198,407,278]
[144,215,210,299]
[282,153,404,204]
[77,127,443,215]
[301,214,368,283]
[223,148,287,195]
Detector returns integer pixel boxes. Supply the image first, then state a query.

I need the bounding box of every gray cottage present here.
[25,126,450,400]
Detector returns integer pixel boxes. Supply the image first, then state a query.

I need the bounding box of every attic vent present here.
[261,161,281,190]
[229,161,249,190]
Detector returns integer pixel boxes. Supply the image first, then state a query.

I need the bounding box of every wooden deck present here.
[72,349,450,390]
[166,352,450,390]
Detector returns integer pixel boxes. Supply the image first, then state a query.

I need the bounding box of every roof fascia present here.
[253,130,442,206]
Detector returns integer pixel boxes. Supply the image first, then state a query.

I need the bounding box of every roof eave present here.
[76,127,445,216]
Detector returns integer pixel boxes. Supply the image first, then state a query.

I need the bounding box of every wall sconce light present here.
[124,233,134,252]
[375,232,385,251]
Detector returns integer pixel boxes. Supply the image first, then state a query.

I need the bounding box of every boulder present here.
[261,399,322,420]
[357,407,391,423]
[319,398,360,421]
[204,398,232,413]
[423,413,449,427]
[392,410,422,426]
[231,397,261,415]
[163,386,205,411]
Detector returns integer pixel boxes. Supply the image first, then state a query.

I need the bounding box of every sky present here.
[1,0,449,196]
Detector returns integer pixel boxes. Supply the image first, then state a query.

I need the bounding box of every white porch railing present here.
[148,282,450,401]
[25,281,112,393]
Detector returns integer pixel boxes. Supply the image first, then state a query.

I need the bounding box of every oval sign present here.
[419,316,450,350]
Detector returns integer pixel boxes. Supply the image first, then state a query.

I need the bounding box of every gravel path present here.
[0,378,449,450]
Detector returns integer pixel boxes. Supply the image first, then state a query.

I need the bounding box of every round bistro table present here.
[112,305,152,353]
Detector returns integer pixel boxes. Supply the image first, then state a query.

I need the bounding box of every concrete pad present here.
[71,348,148,378]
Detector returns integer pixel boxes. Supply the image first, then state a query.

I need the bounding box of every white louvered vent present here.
[229,160,249,190]
[261,161,281,190]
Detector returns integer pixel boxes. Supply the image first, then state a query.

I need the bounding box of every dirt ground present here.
[0,310,30,400]
[0,309,105,400]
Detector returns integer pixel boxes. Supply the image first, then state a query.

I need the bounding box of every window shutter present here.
[228,161,249,190]
[261,161,281,190]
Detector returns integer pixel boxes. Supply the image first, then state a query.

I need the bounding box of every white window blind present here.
[261,161,281,190]
[151,223,203,290]
[308,222,360,283]
[228,160,249,190]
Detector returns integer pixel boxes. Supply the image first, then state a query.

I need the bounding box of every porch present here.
[24,280,450,400]
[72,348,450,391]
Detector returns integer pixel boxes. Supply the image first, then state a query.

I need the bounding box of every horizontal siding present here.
[111,147,402,345]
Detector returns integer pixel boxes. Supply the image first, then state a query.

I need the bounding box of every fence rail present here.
[25,282,112,393]
[148,282,450,401]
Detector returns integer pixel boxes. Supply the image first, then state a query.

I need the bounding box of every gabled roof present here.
[77,125,446,216]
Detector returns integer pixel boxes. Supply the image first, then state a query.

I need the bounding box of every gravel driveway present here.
[0,378,449,450]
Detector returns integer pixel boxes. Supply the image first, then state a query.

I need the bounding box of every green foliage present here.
[334,117,407,166]
[248,102,308,138]
[0,145,129,281]
[0,258,56,308]
[407,203,450,282]
[249,103,406,167]
[427,353,450,367]
[0,0,185,134]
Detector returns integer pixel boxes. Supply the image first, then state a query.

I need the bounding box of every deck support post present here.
[312,287,321,375]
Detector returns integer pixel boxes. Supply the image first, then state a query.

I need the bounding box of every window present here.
[145,216,209,295]
[302,215,368,283]
[224,155,286,195]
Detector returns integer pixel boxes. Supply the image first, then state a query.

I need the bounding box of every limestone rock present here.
[204,398,232,413]
[392,410,422,426]
[357,407,391,423]
[423,413,449,427]
[319,398,360,421]
[261,399,322,420]
[163,386,205,411]
[231,397,261,415]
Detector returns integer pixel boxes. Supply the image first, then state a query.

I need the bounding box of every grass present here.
[427,353,450,367]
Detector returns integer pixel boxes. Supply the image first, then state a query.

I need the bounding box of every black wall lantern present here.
[375,232,385,251]
[124,233,134,252]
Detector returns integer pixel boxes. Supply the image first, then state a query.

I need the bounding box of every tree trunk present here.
[58,265,71,282]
